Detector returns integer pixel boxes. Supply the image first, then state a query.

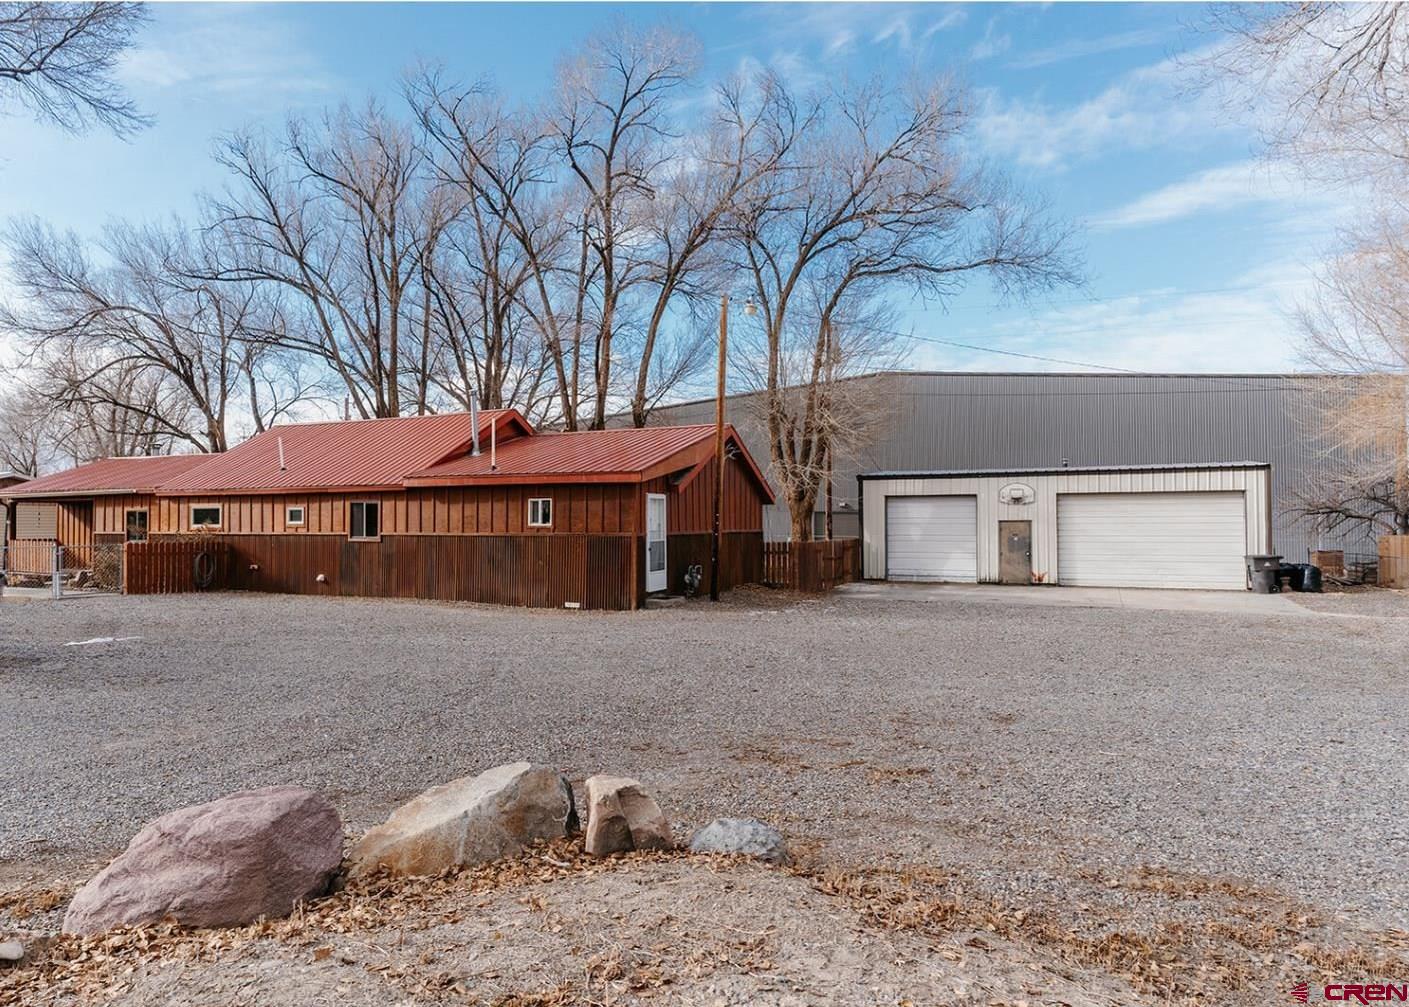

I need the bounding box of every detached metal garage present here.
[859,463,1272,591]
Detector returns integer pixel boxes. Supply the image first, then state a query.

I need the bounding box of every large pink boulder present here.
[63,786,343,935]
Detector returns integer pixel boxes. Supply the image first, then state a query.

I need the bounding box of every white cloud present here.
[971,18,1012,61]
[1090,159,1361,232]
[915,260,1323,373]
[1007,28,1167,70]
[1091,160,1293,229]
[973,54,1211,169]
[117,6,336,105]
[922,8,968,39]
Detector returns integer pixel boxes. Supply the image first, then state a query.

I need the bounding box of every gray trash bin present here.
[1246,554,1282,593]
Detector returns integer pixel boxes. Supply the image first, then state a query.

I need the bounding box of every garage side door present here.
[1057,492,1246,590]
[885,496,977,582]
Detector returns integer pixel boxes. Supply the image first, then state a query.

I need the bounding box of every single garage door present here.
[1057,492,1247,590]
[886,496,977,582]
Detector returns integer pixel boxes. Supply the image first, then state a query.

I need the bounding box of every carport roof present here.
[859,461,1270,481]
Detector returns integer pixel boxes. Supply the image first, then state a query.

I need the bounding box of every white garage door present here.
[885,496,977,582]
[1057,492,1247,590]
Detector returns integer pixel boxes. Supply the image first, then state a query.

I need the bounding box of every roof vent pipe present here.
[277,436,287,472]
[469,388,480,456]
[490,418,497,472]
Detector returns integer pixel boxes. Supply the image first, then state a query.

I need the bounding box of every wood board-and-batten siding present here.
[77,455,762,538]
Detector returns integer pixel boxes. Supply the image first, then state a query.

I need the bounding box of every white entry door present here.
[885,496,978,582]
[645,493,668,593]
[1057,491,1247,590]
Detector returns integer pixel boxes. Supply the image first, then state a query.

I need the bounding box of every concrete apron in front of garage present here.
[838,580,1310,616]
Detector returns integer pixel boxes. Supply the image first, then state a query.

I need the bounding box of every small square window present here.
[286,506,305,527]
[349,501,380,540]
[528,498,553,527]
[190,505,222,529]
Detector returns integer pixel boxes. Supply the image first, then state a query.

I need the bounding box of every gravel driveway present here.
[2,587,1405,933]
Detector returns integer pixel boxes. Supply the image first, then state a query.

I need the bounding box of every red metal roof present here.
[405,424,774,500]
[4,455,211,498]
[158,410,532,495]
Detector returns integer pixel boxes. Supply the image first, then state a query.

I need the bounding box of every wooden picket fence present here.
[3,538,56,579]
[763,539,860,593]
[124,540,231,594]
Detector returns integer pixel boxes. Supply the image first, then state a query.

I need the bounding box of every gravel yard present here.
[2,586,1407,1002]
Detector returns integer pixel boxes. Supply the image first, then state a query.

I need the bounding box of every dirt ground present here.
[2,586,1406,1005]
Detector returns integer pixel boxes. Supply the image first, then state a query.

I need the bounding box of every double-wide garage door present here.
[1057,492,1247,590]
[885,496,977,582]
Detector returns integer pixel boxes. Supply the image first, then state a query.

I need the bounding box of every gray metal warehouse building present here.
[647,371,1356,566]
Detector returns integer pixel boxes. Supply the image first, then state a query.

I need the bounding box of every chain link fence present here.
[1,540,124,596]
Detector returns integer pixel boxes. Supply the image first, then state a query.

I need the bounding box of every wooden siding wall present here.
[78,458,768,540]
[221,534,640,610]
[643,454,767,534]
[93,495,157,536]
[661,532,764,596]
[56,502,94,549]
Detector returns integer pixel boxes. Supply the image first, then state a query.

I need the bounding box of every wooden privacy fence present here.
[125,540,231,594]
[3,539,56,579]
[763,539,860,593]
[1380,535,1409,588]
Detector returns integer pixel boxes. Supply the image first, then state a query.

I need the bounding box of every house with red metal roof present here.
[2,412,772,609]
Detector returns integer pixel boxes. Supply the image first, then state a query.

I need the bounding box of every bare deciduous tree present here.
[0,1,149,136]
[732,78,1076,539]
[1203,4,1409,543]
[1295,211,1409,536]
[551,23,700,429]
[210,104,444,419]
[1,217,296,452]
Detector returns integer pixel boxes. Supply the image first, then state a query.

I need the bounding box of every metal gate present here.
[1,541,124,597]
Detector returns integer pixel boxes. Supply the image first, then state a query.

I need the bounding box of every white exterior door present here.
[1057,491,1247,590]
[645,493,668,593]
[885,496,978,582]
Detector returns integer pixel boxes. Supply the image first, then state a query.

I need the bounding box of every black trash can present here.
[1246,554,1283,593]
[1250,568,1280,594]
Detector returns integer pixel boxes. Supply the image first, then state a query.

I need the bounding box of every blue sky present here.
[0,2,1343,374]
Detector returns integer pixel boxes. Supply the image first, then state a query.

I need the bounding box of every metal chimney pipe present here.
[469,388,481,456]
[277,436,286,472]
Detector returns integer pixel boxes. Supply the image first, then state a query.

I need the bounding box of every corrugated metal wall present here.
[859,465,1272,582]
[647,373,1346,561]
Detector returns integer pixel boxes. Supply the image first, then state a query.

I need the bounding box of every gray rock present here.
[583,775,673,856]
[63,786,343,935]
[348,762,577,878]
[689,818,787,863]
[0,940,23,963]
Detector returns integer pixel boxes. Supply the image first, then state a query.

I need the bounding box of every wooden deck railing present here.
[763,539,860,593]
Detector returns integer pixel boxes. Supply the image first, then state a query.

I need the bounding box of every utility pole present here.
[710,294,729,602]
[823,317,834,541]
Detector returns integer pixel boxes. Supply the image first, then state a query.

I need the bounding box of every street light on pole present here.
[711,293,756,602]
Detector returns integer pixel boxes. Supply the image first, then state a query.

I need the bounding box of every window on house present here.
[528,497,553,527]
[125,510,148,543]
[349,501,380,540]
[190,505,222,530]
[286,506,305,527]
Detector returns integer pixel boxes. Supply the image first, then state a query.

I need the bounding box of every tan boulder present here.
[348,763,577,878]
[63,786,343,935]
[583,775,673,857]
